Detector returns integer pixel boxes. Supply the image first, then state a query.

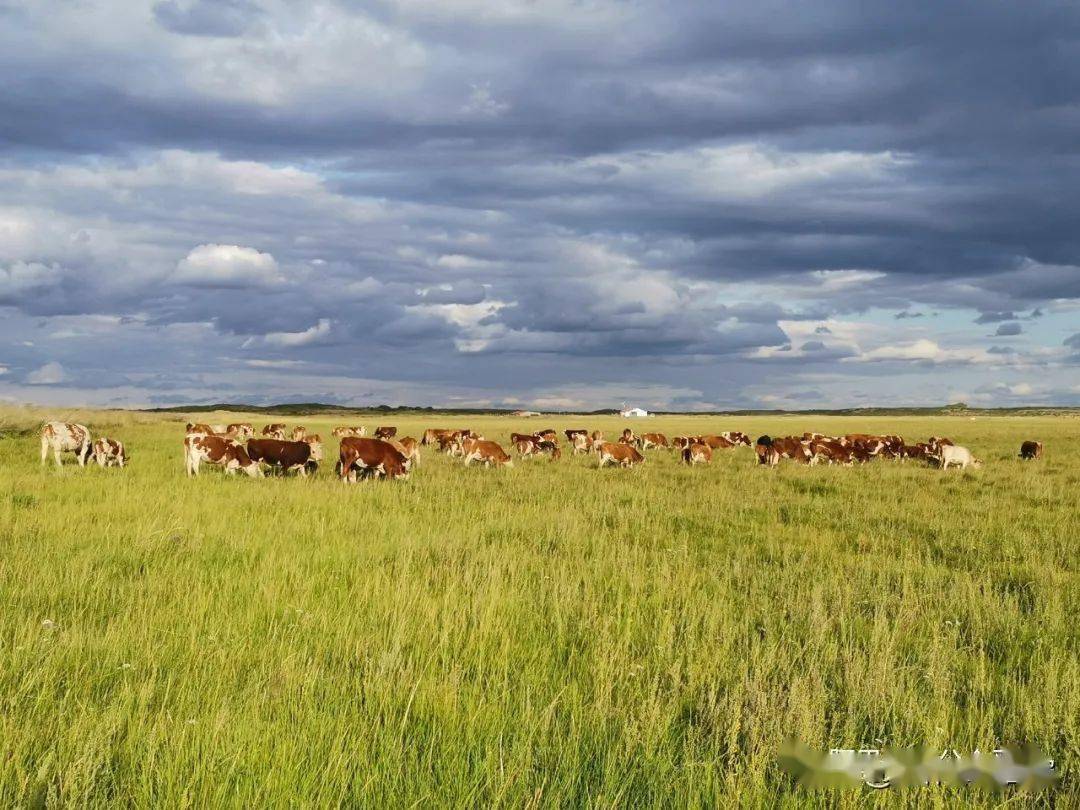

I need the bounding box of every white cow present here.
[938,444,981,471]
[40,422,93,467]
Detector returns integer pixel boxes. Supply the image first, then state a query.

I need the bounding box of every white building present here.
[619,406,649,418]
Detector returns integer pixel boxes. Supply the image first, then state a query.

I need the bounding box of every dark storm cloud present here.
[1,0,1079,407]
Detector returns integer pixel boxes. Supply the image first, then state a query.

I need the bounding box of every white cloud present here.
[172,244,281,288]
[0,261,64,297]
[26,361,67,385]
[245,318,334,348]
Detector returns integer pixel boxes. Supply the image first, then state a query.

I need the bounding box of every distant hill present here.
[142,402,1079,417]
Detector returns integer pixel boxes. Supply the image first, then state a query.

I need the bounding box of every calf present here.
[304,434,324,465]
[937,444,980,471]
[262,423,287,440]
[374,426,397,439]
[572,433,594,455]
[596,441,644,468]
[291,426,307,441]
[92,437,127,468]
[338,437,410,481]
[462,438,513,467]
[682,442,712,465]
[247,438,315,476]
[185,435,262,477]
[1019,440,1043,460]
[640,432,669,450]
[40,422,93,467]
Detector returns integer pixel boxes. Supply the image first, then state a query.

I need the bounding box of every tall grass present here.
[1,408,1077,806]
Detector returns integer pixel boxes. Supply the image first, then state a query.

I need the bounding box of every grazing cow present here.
[514,436,542,459]
[422,428,453,445]
[937,444,980,471]
[640,432,669,450]
[901,442,933,461]
[262,423,287,440]
[774,436,814,464]
[185,435,262,477]
[700,434,738,450]
[671,436,692,450]
[619,428,640,447]
[462,438,513,467]
[40,422,93,467]
[755,436,780,467]
[374,426,397,440]
[338,437,410,481]
[510,432,541,446]
[536,429,558,442]
[186,422,217,435]
[333,426,367,438]
[92,437,127,468]
[721,431,752,446]
[291,426,307,441]
[246,438,315,476]
[571,433,594,455]
[596,441,644,468]
[388,437,420,469]
[1019,440,1043,460]
[226,423,254,440]
[682,442,712,465]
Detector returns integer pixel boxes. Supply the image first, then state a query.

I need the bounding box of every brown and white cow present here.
[374,426,397,440]
[290,426,307,441]
[338,437,410,481]
[640,432,669,450]
[93,437,127,468]
[262,423,287,440]
[186,422,216,436]
[721,431,752,446]
[185,435,262,477]
[1019,440,1043,460]
[755,436,780,466]
[700,434,738,450]
[303,434,324,465]
[246,438,315,476]
[333,426,367,438]
[421,428,452,446]
[226,423,254,440]
[571,433,596,455]
[462,438,513,467]
[565,428,588,444]
[388,437,420,470]
[619,428,641,447]
[927,436,954,454]
[40,422,93,467]
[596,441,644,468]
[682,442,712,465]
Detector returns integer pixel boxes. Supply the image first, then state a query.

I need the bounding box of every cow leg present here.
[53,446,64,467]
[40,437,49,465]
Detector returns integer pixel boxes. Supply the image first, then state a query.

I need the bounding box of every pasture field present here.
[1,406,1078,807]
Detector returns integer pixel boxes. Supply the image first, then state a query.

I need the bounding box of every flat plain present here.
[1,406,1077,807]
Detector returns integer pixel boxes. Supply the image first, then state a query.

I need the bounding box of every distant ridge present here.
[142,402,1080,417]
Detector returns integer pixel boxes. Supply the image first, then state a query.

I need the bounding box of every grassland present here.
[1,406,1077,807]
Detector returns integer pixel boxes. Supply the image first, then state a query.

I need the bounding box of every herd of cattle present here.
[39,420,1047,480]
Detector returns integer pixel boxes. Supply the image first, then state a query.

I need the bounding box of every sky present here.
[1,0,1079,411]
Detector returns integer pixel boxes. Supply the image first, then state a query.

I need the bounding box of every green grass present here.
[1,407,1077,807]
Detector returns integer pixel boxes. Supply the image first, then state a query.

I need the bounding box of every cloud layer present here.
[1,1,1079,409]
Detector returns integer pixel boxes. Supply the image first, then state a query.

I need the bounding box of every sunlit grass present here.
[1,407,1077,806]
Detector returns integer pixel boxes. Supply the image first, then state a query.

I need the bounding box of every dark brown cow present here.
[185,435,262,477]
[596,441,644,468]
[682,442,712,465]
[374,426,397,439]
[338,437,410,481]
[247,439,315,476]
[1019,440,1043,460]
